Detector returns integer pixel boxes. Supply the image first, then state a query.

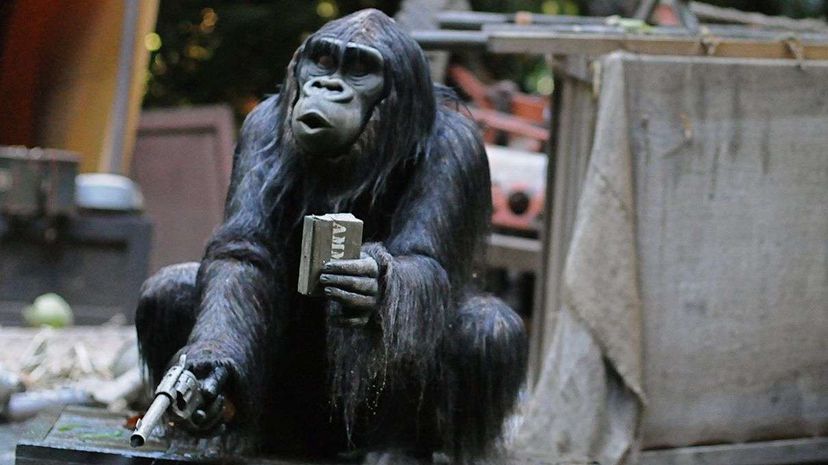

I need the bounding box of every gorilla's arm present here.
[182,96,285,419]
[364,109,491,368]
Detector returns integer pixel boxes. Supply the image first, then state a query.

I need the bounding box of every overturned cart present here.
[417,7,828,465]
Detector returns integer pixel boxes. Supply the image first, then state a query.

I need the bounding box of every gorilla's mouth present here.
[298,111,332,130]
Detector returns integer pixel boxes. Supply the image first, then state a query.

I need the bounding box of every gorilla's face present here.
[291,38,386,159]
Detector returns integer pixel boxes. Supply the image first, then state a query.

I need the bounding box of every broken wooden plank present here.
[481,22,828,42]
[415,21,828,59]
[690,1,828,33]
[436,10,605,30]
[487,29,828,59]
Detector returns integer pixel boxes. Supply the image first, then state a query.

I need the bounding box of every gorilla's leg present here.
[445,294,528,459]
[135,262,200,386]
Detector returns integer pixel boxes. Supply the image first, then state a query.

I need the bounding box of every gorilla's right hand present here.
[182,352,231,432]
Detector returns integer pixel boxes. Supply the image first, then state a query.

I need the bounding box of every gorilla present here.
[136,9,527,464]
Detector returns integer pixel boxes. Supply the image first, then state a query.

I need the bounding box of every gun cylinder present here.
[130,394,171,447]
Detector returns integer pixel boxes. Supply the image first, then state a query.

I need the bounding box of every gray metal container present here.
[0,146,79,218]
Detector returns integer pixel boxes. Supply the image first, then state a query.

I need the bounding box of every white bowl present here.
[75,173,144,211]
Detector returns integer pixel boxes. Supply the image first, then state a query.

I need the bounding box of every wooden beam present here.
[488,30,828,59]
[487,233,541,273]
[690,1,828,33]
[639,437,828,465]
[409,30,487,51]
[482,22,828,43]
[436,10,605,30]
[672,0,700,32]
[634,0,660,21]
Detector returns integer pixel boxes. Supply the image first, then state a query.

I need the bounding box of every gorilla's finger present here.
[331,314,371,327]
[319,274,378,295]
[200,366,228,403]
[322,257,378,277]
[324,286,377,309]
[326,300,371,328]
[191,394,224,428]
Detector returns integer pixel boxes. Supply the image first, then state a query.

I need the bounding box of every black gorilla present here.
[136,9,527,463]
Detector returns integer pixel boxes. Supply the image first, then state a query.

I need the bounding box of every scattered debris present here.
[84,367,143,412]
[0,326,142,424]
[605,15,653,34]
[1,388,94,423]
[22,293,74,328]
[0,369,23,403]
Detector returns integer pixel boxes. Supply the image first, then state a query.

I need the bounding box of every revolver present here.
[130,354,223,447]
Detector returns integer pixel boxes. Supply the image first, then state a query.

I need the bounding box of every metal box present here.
[0,146,79,218]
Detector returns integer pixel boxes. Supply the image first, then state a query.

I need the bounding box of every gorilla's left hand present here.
[321,252,379,326]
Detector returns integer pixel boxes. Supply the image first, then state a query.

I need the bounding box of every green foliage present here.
[143,0,400,117]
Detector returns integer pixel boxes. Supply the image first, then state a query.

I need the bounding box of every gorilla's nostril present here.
[312,80,344,93]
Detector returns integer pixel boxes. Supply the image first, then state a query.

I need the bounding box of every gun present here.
[130,354,205,447]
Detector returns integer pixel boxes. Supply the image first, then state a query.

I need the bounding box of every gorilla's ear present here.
[281,45,306,107]
[288,45,304,79]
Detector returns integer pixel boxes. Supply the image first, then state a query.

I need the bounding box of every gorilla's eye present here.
[343,46,382,79]
[316,54,335,70]
[349,60,369,77]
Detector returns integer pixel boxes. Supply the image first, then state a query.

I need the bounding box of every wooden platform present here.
[639,438,828,465]
[12,407,590,464]
[14,407,337,465]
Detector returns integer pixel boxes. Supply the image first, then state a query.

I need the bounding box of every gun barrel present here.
[130,394,171,447]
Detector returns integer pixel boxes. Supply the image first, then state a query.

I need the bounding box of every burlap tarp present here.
[515,52,828,464]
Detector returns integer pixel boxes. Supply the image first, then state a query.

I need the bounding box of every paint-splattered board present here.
[14,407,337,465]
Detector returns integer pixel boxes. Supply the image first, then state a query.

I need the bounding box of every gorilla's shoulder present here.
[428,106,487,169]
[242,94,282,131]
[235,95,284,155]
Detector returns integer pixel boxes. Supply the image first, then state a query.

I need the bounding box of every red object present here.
[448,65,491,109]
[448,65,549,152]
[487,145,546,234]
[471,107,549,150]
[654,4,680,26]
[491,182,545,233]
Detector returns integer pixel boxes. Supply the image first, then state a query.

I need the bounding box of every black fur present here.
[135,9,527,463]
